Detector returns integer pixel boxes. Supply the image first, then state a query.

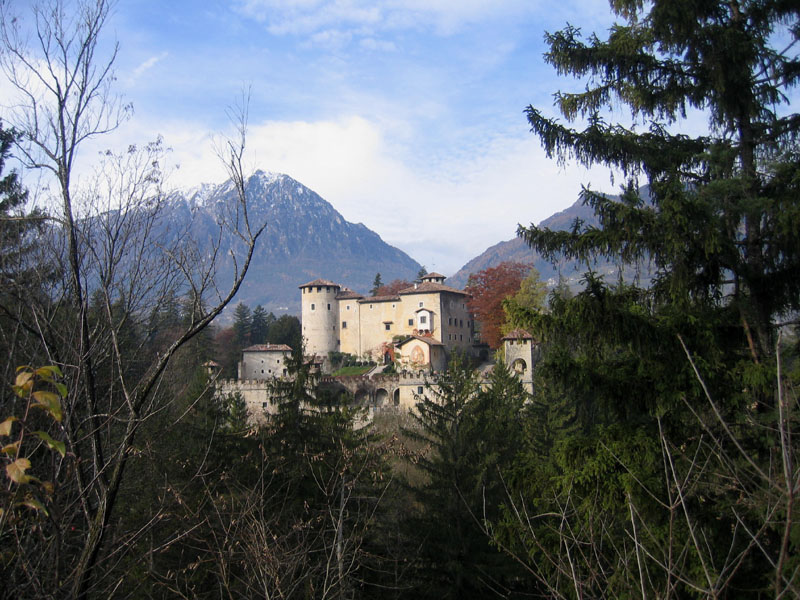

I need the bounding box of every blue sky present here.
[85,0,621,275]
[15,1,795,276]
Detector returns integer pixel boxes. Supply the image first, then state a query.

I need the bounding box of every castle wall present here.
[217,379,277,423]
[357,297,406,359]
[339,298,361,356]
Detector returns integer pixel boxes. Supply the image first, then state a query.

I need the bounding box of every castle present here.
[219,274,539,420]
[300,273,478,371]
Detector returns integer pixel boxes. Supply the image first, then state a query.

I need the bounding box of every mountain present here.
[165,171,421,315]
[447,191,651,290]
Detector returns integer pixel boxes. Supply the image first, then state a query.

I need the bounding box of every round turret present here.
[300,279,341,358]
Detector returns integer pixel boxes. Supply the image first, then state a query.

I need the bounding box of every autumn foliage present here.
[374,279,412,296]
[465,262,530,349]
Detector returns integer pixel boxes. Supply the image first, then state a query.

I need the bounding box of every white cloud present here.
[234,0,537,39]
[130,52,169,81]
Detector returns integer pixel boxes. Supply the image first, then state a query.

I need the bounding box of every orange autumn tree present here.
[465,261,531,349]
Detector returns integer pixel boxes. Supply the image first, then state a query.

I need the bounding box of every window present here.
[448,334,451,340]
[460,335,463,341]
[417,386,423,394]
[392,303,396,308]
[311,303,315,310]
[346,304,350,310]
[408,318,414,326]
[327,303,331,310]
[317,286,321,292]
[419,301,423,307]
[420,315,427,324]
[370,304,373,309]
[326,286,330,291]
[262,402,268,409]
[277,359,280,364]
[332,325,335,330]
[460,319,463,327]
[448,317,452,325]
[385,323,391,330]
[342,321,347,329]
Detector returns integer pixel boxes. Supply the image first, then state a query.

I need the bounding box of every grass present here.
[330,365,372,377]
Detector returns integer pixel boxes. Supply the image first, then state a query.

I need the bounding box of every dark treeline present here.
[2,0,799,598]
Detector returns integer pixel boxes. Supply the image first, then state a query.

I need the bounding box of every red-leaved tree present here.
[375,279,412,296]
[465,262,530,349]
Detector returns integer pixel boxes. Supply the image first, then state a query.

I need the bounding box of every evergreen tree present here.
[232,301,252,349]
[250,305,275,345]
[502,2,800,597]
[0,123,48,389]
[402,355,528,599]
[266,314,301,351]
[263,345,384,597]
[416,266,428,282]
[371,272,383,296]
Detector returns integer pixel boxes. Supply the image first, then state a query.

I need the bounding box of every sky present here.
[9,0,791,276]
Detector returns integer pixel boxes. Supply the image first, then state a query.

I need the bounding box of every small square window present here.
[408,319,414,326]
[342,321,347,329]
[311,303,315,310]
[346,305,350,310]
[419,301,423,307]
[417,386,423,394]
[420,315,427,324]
[385,323,391,331]
[262,402,268,409]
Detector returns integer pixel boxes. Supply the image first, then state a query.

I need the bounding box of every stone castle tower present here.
[502,329,538,393]
[299,279,341,358]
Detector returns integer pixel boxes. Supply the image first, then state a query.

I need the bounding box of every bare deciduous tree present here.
[0,1,266,597]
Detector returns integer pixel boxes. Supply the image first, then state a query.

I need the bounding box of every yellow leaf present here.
[1,441,20,456]
[0,417,16,436]
[35,365,62,379]
[32,391,63,422]
[6,458,32,484]
[40,481,54,494]
[12,370,34,398]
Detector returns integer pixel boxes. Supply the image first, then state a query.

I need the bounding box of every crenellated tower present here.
[299,279,341,359]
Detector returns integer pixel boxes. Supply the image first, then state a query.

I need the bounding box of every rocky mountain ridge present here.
[164,171,421,315]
